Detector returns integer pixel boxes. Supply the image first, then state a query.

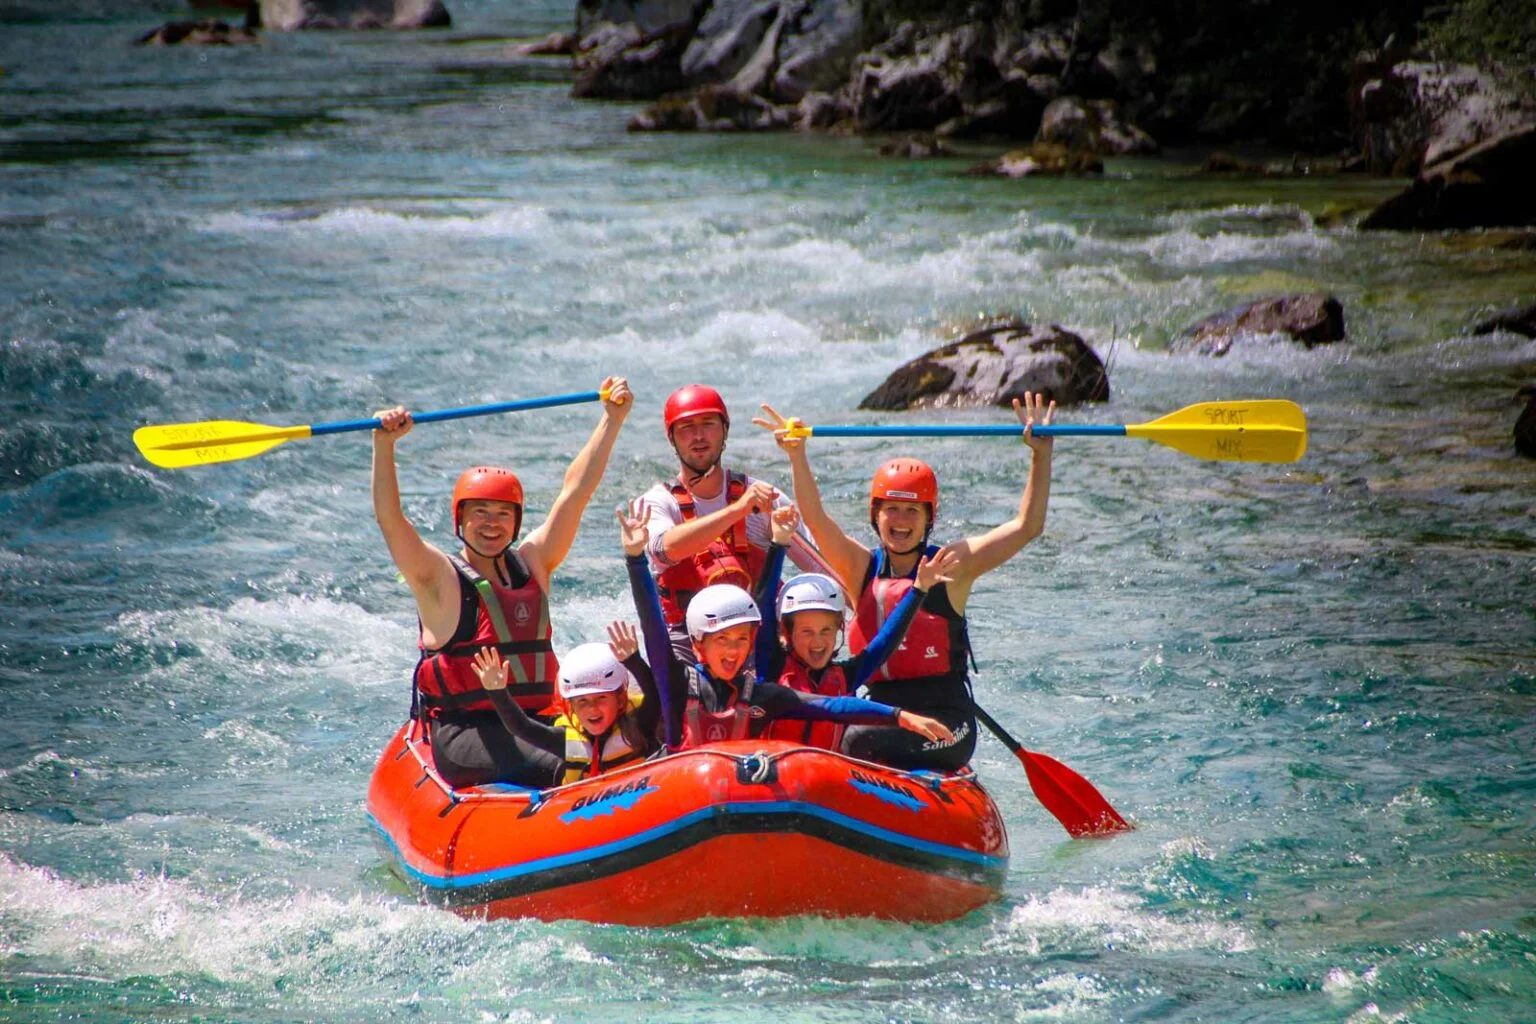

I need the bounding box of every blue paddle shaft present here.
[309,391,604,436]
[811,424,1128,438]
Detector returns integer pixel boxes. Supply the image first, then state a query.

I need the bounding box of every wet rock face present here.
[1171,294,1346,356]
[858,320,1110,411]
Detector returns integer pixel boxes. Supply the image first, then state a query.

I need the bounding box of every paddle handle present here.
[973,704,1026,756]
[804,424,1128,438]
[309,390,606,437]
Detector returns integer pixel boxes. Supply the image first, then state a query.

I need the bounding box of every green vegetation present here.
[1421,0,1536,68]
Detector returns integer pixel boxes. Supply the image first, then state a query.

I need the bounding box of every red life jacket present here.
[413,551,558,718]
[764,657,848,750]
[656,470,769,626]
[679,667,756,748]
[848,546,967,698]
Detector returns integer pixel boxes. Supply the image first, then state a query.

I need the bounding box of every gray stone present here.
[680,0,780,84]
[859,320,1109,410]
[1172,294,1346,356]
[771,0,863,102]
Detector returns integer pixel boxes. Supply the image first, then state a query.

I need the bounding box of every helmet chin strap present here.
[458,527,516,586]
[675,434,726,488]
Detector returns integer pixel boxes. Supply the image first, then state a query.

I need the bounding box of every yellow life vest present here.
[555,694,648,785]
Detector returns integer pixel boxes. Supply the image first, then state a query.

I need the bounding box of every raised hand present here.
[373,406,413,442]
[915,545,961,592]
[734,479,778,517]
[897,710,955,744]
[606,620,639,662]
[616,502,648,556]
[770,504,800,546]
[602,376,632,419]
[1012,391,1056,456]
[751,403,805,452]
[472,647,509,691]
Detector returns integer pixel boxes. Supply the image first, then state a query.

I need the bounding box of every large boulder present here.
[1361,125,1536,230]
[256,0,448,29]
[1350,56,1536,176]
[680,0,780,84]
[859,320,1110,411]
[573,21,695,99]
[1171,294,1345,356]
[849,23,992,132]
[1035,96,1158,155]
[770,0,862,102]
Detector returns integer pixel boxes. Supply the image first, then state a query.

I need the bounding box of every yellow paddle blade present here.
[1127,399,1307,463]
[133,421,312,469]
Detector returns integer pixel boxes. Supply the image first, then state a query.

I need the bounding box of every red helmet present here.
[452,466,524,541]
[663,384,729,436]
[868,458,938,530]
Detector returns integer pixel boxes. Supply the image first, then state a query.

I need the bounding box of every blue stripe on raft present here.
[369,799,1006,892]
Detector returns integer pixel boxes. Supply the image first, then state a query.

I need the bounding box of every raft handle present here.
[737,751,777,785]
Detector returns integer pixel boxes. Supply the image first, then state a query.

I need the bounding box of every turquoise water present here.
[2,2,1534,1020]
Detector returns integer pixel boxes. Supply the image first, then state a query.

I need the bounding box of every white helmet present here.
[685,584,762,641]
[777,573,845,619]
[558,642,630,700]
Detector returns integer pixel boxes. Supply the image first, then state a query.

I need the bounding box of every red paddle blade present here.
[1018,749,1132,837]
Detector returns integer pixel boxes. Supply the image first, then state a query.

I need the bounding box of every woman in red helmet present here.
[752,392,1055,772]
[635,384,830,663]
[370,377,633,789]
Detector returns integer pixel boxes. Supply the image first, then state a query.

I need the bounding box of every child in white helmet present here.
[755,506,959,751]
[617,506,954,750]
[472,622,663,787]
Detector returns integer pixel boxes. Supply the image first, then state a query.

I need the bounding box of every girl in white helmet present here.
[755,506,959,752]
[471,622,664,786]
[617,506,954,750]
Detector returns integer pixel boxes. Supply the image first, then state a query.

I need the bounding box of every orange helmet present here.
[452,466,524,542]
[663,384,729,436]
[868,458,938,531]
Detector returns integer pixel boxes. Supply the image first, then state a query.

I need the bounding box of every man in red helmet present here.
[753,392,1055,772]
[370,377,633,789]
[635,384,829,662]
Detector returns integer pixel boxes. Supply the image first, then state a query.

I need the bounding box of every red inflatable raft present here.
[367,721,1009,925]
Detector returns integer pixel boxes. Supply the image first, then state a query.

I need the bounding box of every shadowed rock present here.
[1172,294,1345,356]
[1517,386,1536,458]
[859,319,1109,411]
[1474,302,1536,338]
[629,83,789,130]
[878,133,951,157]
[135,18,258,44]
[1361,125,1536,231]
